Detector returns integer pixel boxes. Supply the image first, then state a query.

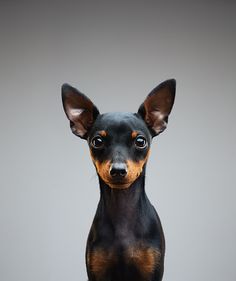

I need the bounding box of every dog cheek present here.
[126,160,145,183]
[127,150,150,183]
[93,159,111,183]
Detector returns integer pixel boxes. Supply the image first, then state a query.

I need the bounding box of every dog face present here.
[87,112,151,189]
[62,79,175,189]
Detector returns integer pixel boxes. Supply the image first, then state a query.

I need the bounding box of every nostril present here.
[110,163,127,178]
[110,168,118,177]
[119,168,127,177]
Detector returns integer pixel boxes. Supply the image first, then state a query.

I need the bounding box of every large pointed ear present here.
[61,84,100,139]
[138,79,176,137]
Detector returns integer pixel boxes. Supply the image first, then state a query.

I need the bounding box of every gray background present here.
[1,0,236,280]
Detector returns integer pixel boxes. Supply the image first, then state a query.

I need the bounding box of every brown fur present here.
[87,245,161,279]
[99,130,107,137]
[89,153,111,185]
[126,149,150,184]
[126,245,161,278]
[90,150,150,189]
[87,248,117,279]
[131,131,138,139]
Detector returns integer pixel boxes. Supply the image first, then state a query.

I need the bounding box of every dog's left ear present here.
[61,84,100,139]
[138,79,176,137]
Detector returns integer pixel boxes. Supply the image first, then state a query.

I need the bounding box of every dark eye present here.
[91,136,104,149]
[134,136,147,149]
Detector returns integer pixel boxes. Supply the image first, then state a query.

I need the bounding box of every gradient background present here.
[1,0,236,280]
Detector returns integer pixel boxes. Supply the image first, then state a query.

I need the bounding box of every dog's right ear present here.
[61,84,100,139]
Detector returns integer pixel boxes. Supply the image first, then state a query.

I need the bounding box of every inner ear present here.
[61,83,99,139]
[138,79,176,137]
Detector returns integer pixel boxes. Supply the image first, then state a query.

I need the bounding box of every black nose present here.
[110,163,127,178]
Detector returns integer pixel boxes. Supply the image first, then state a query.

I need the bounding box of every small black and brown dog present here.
[62,79,176,281]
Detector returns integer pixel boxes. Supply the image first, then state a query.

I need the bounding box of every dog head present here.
[62,79,176,189]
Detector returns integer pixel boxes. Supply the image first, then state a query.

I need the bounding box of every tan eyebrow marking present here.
[99,130,107,137]
[131,131,138,139]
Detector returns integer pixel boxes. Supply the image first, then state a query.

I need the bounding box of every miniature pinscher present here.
[61,79,176,281]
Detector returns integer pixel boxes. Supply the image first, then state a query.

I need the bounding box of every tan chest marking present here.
[126,245,161,277]
[87,248,117,279]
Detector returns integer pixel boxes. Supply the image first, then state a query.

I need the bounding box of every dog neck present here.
[97,168,148,227]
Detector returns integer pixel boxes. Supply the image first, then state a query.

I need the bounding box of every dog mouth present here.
[105,179,133,189]
[101,170,141,189]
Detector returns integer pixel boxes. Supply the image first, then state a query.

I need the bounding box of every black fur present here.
[61,79,176,281]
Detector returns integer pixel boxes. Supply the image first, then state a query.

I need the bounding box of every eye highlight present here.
[134,135,147,149]
[91,136,104,149]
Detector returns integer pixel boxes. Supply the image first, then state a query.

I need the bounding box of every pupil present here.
[93,137,103,147]
[136,137,146,147]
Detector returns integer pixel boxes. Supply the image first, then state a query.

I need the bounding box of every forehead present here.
[90,112,150,137]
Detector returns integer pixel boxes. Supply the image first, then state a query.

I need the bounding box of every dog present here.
[62,79,176,281]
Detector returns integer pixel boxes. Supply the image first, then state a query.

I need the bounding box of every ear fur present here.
[61,84,99,139]
[138,79,176,137]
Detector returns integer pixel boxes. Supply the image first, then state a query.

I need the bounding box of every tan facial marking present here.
[87,248,117,279]
[90,150,150,189]
[99,130,107,137]
[126,149,150,185]
[126,245,161,277]
[91,157,111,184]
[131,131,138,139]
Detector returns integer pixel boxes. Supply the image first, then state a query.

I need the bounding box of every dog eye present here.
[134,136,147,149]
[91,136,104,149]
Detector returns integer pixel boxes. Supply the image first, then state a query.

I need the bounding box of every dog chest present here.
[87,243,161,280]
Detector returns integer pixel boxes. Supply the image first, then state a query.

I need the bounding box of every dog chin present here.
[107,181,132,189]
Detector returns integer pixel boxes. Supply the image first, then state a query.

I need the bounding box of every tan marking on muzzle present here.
[90,153,111,185]
[126,149,150,185]
[90,149,150,189]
